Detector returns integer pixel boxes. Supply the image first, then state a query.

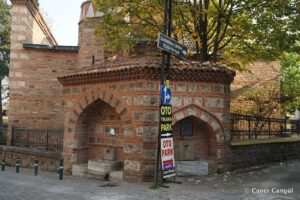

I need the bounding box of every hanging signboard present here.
[157,33,188,60]
[160,80,176,179]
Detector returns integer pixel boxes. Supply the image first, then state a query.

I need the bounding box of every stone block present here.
[200,112,210,122]
[88,160,122,173]
[200,84,211,92]
[142,165,155,176]
[172,96,182,107]
[176,83,187,92]
[143,149,155,160]
[124,143,142,153]
[72,163,88,177]
[146,96,159,106]
[17,81,25,87]
[211,120,221,131]
[122,96,132,105]
[109,170,123,180]
[188,83,197,93]
[216,134,224,143]
[214,84,224,93]
[129,82,144,90]
[133,96,144,106]
[140,127,157,142]
[145,81,157,90]
[183,97,192,106]
[124,130,134,137]
[174,111,185,123]
[145,111,158,122]
[194,97,203,107]
[188,106,197,116]
[17,35,26,41]
[204,97,224,108]
[134,111,143,120]
[124,160,141,173]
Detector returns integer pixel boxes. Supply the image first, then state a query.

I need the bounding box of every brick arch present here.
[65,86,136,135]
[172,104,225,142]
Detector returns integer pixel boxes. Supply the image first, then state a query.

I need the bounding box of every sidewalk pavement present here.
[0,160,299,200]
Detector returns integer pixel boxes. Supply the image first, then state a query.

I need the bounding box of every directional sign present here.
[160,104,175,178]
[161,81,172,105]
[157,32,188,60]
[161,137,175,178]
[159,80,175,178]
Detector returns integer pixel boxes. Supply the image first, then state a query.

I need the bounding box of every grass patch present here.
[149,183,160,189]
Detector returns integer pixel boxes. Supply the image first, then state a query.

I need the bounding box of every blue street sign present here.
[161,81,172,105]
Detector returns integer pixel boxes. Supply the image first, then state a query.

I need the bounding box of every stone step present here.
[109,170,123,180]
[86,171,108,181]
[88,160,122,173]
[72,164,88,177]
[176,160,208,176]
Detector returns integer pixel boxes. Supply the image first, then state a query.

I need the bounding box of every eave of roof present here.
[58,57,236,86]
[23,43,79,52]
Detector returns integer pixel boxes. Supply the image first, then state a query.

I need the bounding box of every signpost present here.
[161,83,172,105]
[154,0,186,187]
[157,33,187,60]
[159,82,175,178]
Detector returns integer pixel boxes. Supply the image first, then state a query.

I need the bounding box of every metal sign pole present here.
[154,0,170,186]
[165,0,172,77]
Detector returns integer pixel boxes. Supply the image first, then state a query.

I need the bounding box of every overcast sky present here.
[39,0,84,46]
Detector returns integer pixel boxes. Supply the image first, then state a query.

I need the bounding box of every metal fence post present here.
[46,129,49,151]
[284,118,287,137]
[59,158,64,180]
[248,117,251,139]
[16,158,20,173]
[26,129,29,149]
[1,159,5,171]
[268,118,271,138]
[11,127,14,146]
[34,159,39,176]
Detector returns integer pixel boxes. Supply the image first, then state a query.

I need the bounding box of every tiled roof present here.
[58,57,236,86]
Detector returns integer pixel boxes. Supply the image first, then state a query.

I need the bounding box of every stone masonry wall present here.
[62,79,231,181]
[0,146,60,172]
[231,141,300,169]
[78,19,104,67]
[173,116,213,161]
[8,2,80,131]
[9,49,78,129]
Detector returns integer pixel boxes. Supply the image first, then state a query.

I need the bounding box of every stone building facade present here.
[8,0,236,181]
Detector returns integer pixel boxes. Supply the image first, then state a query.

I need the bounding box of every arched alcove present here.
[74,99,124,164]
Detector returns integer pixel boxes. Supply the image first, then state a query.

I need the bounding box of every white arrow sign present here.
[162,84,171,104]
[161,133,172,137]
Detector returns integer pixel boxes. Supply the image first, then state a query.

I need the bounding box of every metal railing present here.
[0,127,7,145]
[11,127,64,152]
[230,113,300,141]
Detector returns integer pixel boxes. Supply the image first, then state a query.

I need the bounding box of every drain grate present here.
[99,182,119,188]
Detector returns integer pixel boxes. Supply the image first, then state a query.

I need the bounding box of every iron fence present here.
[0,127,7,145]
[11,127,64,152]
[230,113,300,141]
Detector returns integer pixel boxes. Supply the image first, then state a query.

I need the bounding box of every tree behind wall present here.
[94,0,300,69]
[34,0,39,7]
[281,52,300,114]
[0,0,10,129]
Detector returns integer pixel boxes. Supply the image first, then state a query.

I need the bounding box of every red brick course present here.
[8,0,235,181]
